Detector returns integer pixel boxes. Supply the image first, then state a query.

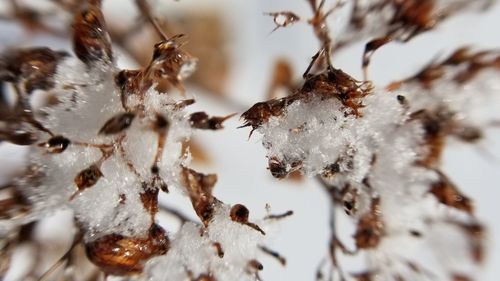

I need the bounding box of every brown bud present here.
[72,4,113,64]
[230,204,249,223]
[430,172,473,214]
[268,157,289,179]
[153,114,169,131]
[85,224,169,276]
[71,165,103,200]
[180,166,218,226]
[189,112,235,130]
[213,242,224,258]
[230,204,265,235]
[45,135,70,153]
[98,112,135,135]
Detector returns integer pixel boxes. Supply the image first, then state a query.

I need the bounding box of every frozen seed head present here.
[242,63,492,280]
[0,0,196,243]
[243,67,408,181]
[22,56,192,240]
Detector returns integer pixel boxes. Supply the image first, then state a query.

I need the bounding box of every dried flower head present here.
[242,1,500,280]
[0,1,287,280]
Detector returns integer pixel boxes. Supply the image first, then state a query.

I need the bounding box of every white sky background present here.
[1,0,500,280]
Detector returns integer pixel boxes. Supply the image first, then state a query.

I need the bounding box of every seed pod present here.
[451,274,472,281]
[98,112,135,135]
[268,157,289,179]
[189,272,217,281]
[213,242,224,258]
[230,204,249,223]
[140,186,159,218]
[85,224,169,276]
[150,38,197,81]
[189,112,235,130]
[240,100,288,134]
[351,271,375,281]
[354,197,384,249]
[0,47,68,93]
[45,135,70,153]
[195,275,217,281]
[248,259,263,271]
[265,11,300,32]
[71,165,103,200]
[230,204,265,235]
[180,166,218,226]
[72,3,113,64]
[241,67,371,136]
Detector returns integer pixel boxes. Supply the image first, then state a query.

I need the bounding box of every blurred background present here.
[1,0,500,280]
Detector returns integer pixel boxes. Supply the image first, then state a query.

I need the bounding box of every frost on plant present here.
[242,1,499,281]
[242,62,494,280]
[335,0,495,47]
[0,0,499,281]
[0,1,285,280]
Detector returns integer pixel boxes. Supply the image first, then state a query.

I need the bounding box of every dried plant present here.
[243,0,498,280]
[0,0,499,281]
[0,1,287,280]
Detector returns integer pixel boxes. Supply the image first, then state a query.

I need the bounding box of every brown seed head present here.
[85,223,169,276]
[180,166,218,226]
[98,112,135,135]
[74,165,102,189]
[354,197,384,249]
[72,3,113,64]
